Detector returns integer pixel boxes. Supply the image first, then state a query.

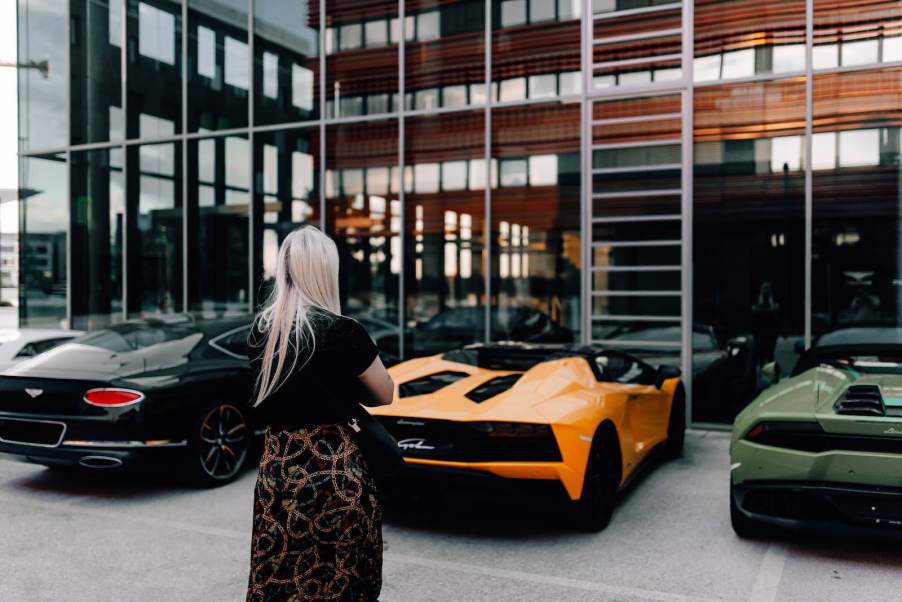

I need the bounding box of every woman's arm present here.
[357,355,394,407]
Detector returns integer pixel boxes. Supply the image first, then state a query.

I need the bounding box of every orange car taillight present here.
[83,388,145,407]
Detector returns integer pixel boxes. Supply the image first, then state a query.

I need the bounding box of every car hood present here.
[374,355,596,423]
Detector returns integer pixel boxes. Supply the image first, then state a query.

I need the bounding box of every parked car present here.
[372,342,684,531]
[730,326,902,538]
[602,324,757,422]
[0,329,83,372]
[0,315,255,486]
[377,306,574,362]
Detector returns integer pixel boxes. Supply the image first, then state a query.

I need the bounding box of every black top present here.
[249,309,379,429]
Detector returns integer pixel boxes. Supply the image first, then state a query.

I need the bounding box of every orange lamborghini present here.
[370,343,685,530]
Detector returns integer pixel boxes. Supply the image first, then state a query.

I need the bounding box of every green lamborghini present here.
[730,327,902,538]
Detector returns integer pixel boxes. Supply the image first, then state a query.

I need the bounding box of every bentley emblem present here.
[25,388,43,399]
[397,438,436,451]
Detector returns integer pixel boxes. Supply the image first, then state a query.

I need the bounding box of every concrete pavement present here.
[0,430,900,601]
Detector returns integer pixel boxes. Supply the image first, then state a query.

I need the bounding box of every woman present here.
[246,226,394,601]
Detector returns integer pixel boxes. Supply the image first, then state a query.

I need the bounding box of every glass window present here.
[197,27,216,78]
[558,0,581,20]
[340,23,362,50]
[225,37,250,89]
[528,74,557,99]
[838,129,880,167]
[443,85,468,108]
[18,0,69,151]
[406,112,486,359]
[416,11,441,42]
[842,39,879,67]
[885,37,902,62]
[329,3,398,118]
[262,52,278,99]
[499,78,527,102]
[812,44,839,69]
[772,44,806,73]
[559,72,581,95]
[138,2,176,65]
[811,131,836,170]
[493,103,580,346]
[71,149,125,330]
[127,143,183,318]
[414,88,440,110]
[365,20,389,47]
[188,0,249,131]
[254,128,320,301]
[530,0,556,23]
[128,0,182,138]
[499,159,528,187]
[327,120,400,361]
[721,48,755,79]
[415,164,441,193]
[188,135,250,313]
[71,0,123,145]
[529,155,557,186]
[694,54,721,82]
[501,0,527,27]
[367,93,390,115]
[442,161,468,191]
[292,65,315,112]
[19,155,68,327]
[693,79,806,423]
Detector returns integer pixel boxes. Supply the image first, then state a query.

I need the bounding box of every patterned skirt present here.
[247,424,383,601]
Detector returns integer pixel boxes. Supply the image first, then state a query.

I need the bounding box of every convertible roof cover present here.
[441,342,602,371]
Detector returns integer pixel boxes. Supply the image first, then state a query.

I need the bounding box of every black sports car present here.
[0,314,256,486]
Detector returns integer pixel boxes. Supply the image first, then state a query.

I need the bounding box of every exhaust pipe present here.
[78,455,124,469]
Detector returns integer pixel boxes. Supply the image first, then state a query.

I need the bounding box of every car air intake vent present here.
[398,371,469,398]
[464,374,522,403]
[834,385,885,416]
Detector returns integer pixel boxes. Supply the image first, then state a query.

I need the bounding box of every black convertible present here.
[0,314,256,486]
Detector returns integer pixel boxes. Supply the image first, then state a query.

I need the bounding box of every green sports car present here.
[730,327,902,538]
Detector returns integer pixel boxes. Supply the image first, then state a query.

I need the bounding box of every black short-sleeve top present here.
[249,309,379,430]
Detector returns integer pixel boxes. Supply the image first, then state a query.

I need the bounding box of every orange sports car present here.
[370,343,684,530]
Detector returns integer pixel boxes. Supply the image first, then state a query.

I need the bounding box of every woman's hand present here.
[357,356,394,407]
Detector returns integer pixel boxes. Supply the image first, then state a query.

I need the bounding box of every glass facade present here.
[18,0,902,426]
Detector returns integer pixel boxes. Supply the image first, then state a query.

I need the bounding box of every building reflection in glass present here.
[693,79,806,423]
[255,127,321,301]
[19,154,69,328]
[326,119,401,359]
[70,148,124,329]
[127,142,183,317]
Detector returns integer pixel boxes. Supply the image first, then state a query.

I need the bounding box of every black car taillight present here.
[744,420,825,448]
[468,421,561,461]
[83,388,145,408]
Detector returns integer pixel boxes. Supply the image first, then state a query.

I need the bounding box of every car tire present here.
[663,384,686,460]
[185,401,250,487]
[730,483,765,539]
[570,425,620,532]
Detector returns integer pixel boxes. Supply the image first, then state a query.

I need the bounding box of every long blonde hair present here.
[253,226,341,405]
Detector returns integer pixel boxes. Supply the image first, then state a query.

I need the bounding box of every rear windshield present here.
[74,323,198,352]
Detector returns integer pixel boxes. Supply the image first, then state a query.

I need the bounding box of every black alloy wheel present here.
[571,427,620,532]
[188,402,249,486]
[663,385,686,460]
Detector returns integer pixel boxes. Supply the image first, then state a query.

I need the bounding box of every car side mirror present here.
[761,361,780,384]
[654,365,681,389]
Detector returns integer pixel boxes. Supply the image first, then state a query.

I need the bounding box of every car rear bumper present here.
[733,480,902,538]
[384,461,572,502]
[0,412,187,470]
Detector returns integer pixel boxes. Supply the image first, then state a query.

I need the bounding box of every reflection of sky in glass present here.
[19,0,68,151]
[21,156,67,234]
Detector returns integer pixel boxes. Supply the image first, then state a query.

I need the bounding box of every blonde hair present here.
[253,226,340,405]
